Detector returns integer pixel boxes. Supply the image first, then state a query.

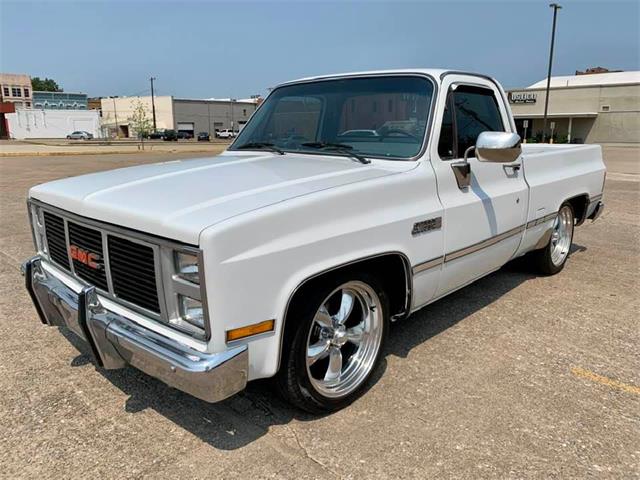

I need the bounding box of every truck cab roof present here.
[277,69,491,88]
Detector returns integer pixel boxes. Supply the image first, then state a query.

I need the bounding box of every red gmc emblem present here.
[69,245,102,270]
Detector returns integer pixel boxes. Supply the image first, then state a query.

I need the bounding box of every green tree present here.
[128,99,152,145]
[31,77,62,92]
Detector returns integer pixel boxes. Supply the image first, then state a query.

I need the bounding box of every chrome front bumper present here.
[22,256,248,403]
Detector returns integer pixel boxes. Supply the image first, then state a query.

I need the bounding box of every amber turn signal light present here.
[226,319,275,342]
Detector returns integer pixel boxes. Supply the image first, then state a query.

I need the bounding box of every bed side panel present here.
[517,144,605,255]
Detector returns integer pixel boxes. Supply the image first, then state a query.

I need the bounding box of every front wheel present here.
[530,203,575,275]
[277,273,389,413]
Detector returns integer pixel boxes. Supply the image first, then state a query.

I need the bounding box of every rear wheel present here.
[531,203,575,275]
[277,273,389,413]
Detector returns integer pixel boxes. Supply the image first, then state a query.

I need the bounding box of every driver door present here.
[431,74,528,296]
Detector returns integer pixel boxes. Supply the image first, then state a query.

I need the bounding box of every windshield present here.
[231,76,434,159]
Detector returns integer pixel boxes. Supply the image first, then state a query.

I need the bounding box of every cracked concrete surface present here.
[0,147,638,479]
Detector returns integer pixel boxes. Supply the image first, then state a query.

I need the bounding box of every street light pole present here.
[542,3,562,143]
[150,76,157,132]
[113,97,119,138]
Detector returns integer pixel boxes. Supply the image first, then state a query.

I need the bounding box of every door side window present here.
[437,85,505,160]
[453,86,505,155]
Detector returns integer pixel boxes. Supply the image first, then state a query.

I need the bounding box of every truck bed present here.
[517,143,606,254]
[522,144,605,218]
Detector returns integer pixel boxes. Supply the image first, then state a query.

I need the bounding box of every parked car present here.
[177,131,193,140]
[163,129,178,141]
[216,129,236,139]
[338,129,381,138]
[148,131,165,140]
[66,131,93,140]
[22,69,605,413]
[197,132,210,141]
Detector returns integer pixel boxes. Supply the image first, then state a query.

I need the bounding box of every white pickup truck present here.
[23,69,605,412]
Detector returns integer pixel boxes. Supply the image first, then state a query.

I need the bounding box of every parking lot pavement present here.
[0,148,638,479]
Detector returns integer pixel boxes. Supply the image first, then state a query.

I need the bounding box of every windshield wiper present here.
[301,142,371,164]
[236,142,284,155]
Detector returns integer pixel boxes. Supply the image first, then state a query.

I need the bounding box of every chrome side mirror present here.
[475,131,522,163]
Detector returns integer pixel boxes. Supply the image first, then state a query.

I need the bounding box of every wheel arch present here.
[277,251,412,372]
[563,193,590,226]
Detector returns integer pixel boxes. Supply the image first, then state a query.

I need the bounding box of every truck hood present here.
[30,152,414,245]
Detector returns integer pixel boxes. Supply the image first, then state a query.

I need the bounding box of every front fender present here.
[200,162,443,379]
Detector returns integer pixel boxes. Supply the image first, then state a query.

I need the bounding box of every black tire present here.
[530,203,575,275]
[276,271,389,413]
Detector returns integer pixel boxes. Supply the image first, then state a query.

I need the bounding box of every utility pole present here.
[112,97,119,138]
[150,76,157,132]
[229,98,236,135]
[542,3,562,143]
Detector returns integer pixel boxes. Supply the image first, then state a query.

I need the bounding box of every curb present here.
[0,148,227,158]
[20,140,231,147]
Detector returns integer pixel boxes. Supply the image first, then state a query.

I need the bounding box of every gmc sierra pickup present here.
[22,69,605,412]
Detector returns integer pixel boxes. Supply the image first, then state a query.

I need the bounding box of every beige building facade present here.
[100,95,257,138]
[507,71,640,144]
[100,95,174,137]
[0,73,33,108]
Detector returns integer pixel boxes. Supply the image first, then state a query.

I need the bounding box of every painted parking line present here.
[571,367,640,395]
[607,172,640,182]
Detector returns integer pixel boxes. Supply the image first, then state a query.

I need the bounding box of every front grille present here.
[108,236,160,313]
[68,222,109,291]
[39,210,161,315]
[43,211,70,269]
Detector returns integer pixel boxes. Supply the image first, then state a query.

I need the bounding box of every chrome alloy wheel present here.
[305,281,383,398]
[550,205,574,266]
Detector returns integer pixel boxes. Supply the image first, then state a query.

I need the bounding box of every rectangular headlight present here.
[167,294,205,339]
[175,251,200,284]
[29,203,47,255]
[179,294,204,329]
[166,248,208,340]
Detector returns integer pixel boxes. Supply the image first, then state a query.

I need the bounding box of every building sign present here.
[508,92,537,104]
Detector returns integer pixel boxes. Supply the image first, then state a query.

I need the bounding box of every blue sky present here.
[1,0,638,98]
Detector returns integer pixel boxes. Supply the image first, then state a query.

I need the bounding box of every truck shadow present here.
[61,244,586,451]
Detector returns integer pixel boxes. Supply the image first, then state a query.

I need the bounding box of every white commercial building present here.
[6,108,102,139]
